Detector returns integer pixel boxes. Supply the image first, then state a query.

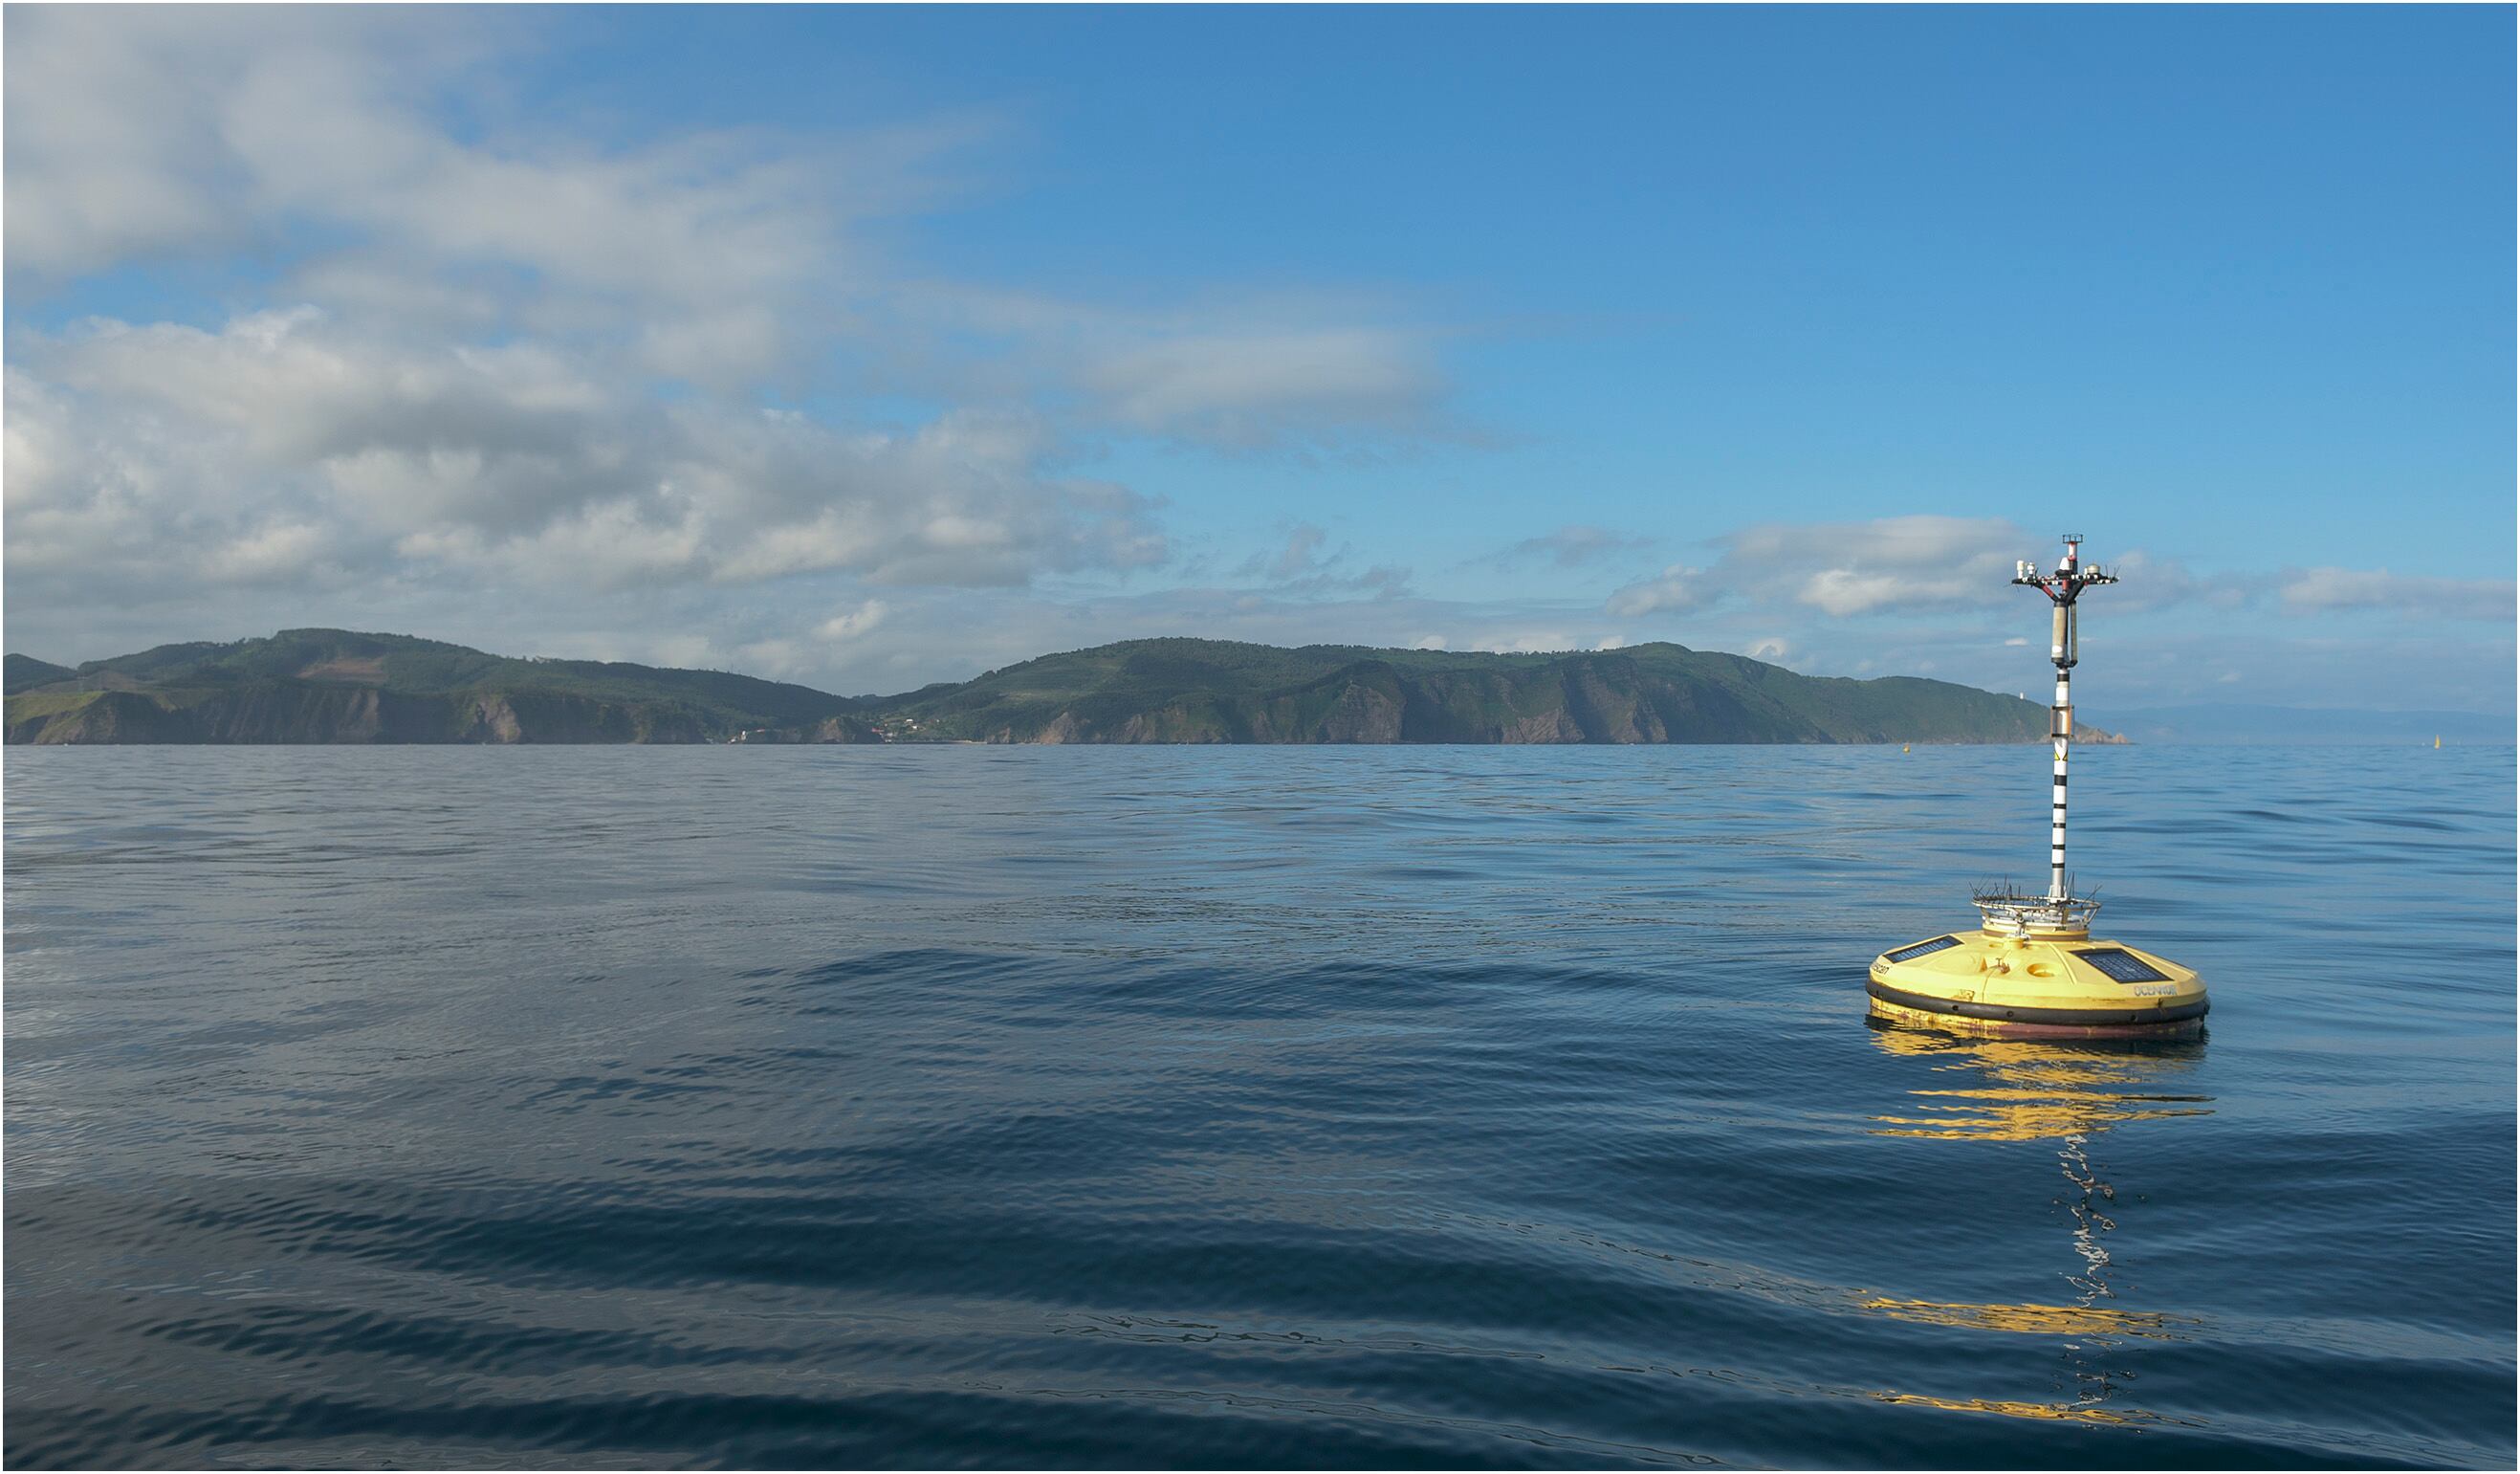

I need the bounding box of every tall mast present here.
[2012,535,2116,903]
[1872,528,2206,1036]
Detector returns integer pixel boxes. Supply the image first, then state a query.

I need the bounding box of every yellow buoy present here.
[1870,904,2207,1039]
[1871,535,2206,1037]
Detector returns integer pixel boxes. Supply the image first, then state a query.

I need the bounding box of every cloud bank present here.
[3,6,1456,685]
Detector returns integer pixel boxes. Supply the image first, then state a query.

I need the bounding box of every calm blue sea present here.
[5,744,2512,1468]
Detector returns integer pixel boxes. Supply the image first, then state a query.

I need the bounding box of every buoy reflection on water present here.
[1856,1019,2214,1427]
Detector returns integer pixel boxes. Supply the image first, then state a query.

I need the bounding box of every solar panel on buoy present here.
[2074,948,2171,983]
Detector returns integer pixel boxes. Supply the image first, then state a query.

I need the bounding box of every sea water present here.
[5,743,2511,1467]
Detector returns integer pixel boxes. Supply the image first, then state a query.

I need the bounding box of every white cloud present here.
[1482,524,1651,570]
[4,9,865,385]
[1266,524,1330,582]
[1601,517,2205,625]
[9,310,1170,610]
[1085,327,1444,451]
[892,282,1462,454]
[2280,567,2516,622]
[1606,564,1705,617]
[816,600,889,643]
[1232,522,1413,602]
[205,521,333,586]
[1760,515,2022,615]
[1479,632,1580,654]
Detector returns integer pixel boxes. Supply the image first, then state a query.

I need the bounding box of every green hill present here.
[885,637,2090,744]
[4,630,2108,746]
[2,629,878,745]
[4,654,75,694]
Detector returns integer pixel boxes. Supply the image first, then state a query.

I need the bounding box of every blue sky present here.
[6,5,2511,713]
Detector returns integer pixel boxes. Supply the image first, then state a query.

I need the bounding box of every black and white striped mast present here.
[2012,535,2116,906]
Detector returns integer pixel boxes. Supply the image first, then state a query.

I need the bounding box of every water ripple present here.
[6,744,2512,1467]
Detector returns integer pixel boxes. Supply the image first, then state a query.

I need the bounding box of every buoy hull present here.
[1869,929,2206,1038]
[1866,988,2204,1040]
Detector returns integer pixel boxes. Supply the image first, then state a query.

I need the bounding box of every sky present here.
[6,4,2513,714]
